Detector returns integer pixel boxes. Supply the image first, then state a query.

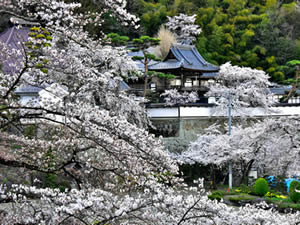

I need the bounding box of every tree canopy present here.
[133,0,300,83]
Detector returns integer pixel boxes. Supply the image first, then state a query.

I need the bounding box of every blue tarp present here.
[285,178,300,192]
[266,176,300,192]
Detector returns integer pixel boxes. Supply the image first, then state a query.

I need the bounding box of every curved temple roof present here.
[0,16,38,52]
[149,44,219,72]
[0,26,30,49]
[0,26,31,74]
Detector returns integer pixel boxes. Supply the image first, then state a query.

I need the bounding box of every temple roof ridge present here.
[149,43,219,72]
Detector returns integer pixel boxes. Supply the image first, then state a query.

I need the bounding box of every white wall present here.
[148,106,300,118]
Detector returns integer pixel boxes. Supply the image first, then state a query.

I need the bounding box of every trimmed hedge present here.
[254,178,269,197]
[208,190,224,201]
[289,181,300,203]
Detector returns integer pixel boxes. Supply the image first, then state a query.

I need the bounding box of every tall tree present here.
[206,62,274,116]
[0,0,175,190]
[131,35,175,97]
[178,117,300,186]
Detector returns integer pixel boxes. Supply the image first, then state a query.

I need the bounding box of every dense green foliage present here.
[136,0,204,35]
[289,181,300,203]
[63,0,141,37]
[195,0,300,82]
[208,190,224,201]
[136,0,300,83]
[228,194,257,202]
[289,180,300,192]
[254,178,269,196]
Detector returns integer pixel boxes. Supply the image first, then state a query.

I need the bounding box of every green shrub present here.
[289,203,300,210]
[290,191,300,203]
[228,194,257,203]
[45,173,58,189]
[208,190,224,201]
[289,181,300,192]
[254,178,269,196]
[239,184,254,194]
[289,181,300,203]
[44,174,70,192]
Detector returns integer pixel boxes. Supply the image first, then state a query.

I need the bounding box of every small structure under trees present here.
[129,43,219,99]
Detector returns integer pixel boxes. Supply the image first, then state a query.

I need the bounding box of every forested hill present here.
[135,0,300,83]
[1,0,299,83]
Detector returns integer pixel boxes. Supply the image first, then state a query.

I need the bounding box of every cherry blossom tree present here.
[175,63,295,186]
[160,89,199,106]
[178,117,300,186]
[165,13,201,44]
[1,179,300,224]
[206,62,275,117]
[0,1,300,224]
[0,0,178,188]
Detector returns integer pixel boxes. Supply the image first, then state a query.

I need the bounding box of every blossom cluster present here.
[207,62,275,116]
[0,179,299,224]
[165,14,201,43]
[160,89,199,106]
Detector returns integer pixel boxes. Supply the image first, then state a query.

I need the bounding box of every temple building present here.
[128,43,220,101]
[148,44,219,94]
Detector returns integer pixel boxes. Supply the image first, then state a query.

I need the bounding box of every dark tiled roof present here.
[120,81,130,91]
[149,59,183,70]
[15,85,43,95]
[149,44,219,72]
[0,26,30,51]
[0,26,30,74]
[270,86,300,95]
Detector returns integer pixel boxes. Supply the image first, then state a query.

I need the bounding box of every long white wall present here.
[147,106,300,118]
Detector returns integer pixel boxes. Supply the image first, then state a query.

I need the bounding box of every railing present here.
[156,85,209,92]
[146,100,300,108]
[128,84,209,93]
[145,97,215,108]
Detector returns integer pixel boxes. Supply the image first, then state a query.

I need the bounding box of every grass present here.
[213,184,241,196]
[227,194,257,203]
[212,184,300,211]
[265,197,300,210]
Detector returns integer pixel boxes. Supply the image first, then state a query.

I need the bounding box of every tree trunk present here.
[237,159,254,186]
[210,165,217,190]
[143,54,148,98]
[283,68,299,102]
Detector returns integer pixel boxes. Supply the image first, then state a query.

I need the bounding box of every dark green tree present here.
[281,60,300,102]
[132,35,174,97]
[196,0,300,82]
